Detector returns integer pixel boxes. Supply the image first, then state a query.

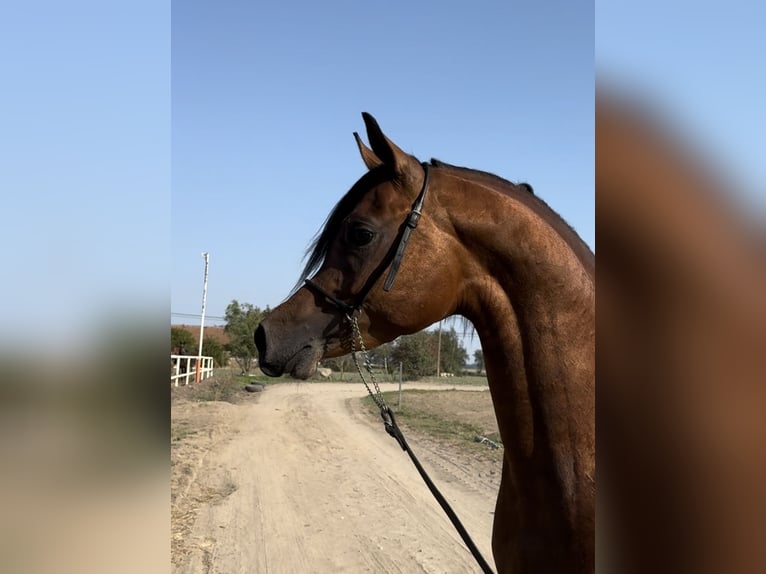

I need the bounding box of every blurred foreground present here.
[597,90,766,573]
[0,320,169,574]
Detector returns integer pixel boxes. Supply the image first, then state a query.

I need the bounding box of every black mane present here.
[429,158,534,194]
[428,159,594,273]
[297,166,394,290]
[297,157,591,290]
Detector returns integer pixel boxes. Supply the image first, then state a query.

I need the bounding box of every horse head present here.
[255,114,461,378]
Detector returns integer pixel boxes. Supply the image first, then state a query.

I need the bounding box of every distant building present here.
[171,324,230,348]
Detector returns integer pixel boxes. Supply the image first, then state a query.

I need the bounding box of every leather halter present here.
[304,162,431,314]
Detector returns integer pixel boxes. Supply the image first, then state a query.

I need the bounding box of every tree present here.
[202,336,227,368]
[171,327,195,354]
[473,349,485,373]
[438,328,468,375]
[224,300,267,374]
[324,354,352,380]
[368,341,395,374]
[386,327,469,379]
[391,331,435,380]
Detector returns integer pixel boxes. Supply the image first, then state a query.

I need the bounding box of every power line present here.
[171,312,226,321]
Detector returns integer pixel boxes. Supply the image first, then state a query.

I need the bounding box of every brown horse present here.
[597,92,766,574]
[255,114,595,573]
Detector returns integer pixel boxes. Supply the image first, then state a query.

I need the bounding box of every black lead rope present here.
[380,405,495,574]
[347,317,495,574]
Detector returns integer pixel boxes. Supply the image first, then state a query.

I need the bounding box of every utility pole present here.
[196,252,210,382]
[435,319,443,377]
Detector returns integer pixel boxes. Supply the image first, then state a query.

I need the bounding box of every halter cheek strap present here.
[304,162,431,313]
[302,279,355,316]
[382,163,429,291]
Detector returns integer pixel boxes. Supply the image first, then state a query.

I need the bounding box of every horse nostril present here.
[254,323,267,355]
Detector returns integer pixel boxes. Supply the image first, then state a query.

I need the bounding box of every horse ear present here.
[361,112,421,182]
[353,132,382,170]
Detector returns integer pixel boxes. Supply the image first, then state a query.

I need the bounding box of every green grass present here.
[361,389,501,450]
[333,371,489,386]
[222,366,489,387]
[412,375,489,386]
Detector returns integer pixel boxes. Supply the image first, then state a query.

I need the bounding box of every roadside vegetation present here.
[360,389,502,458]
[171,369,270,404]
[173,299,485,383]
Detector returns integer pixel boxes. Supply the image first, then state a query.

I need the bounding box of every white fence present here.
[171,355,214,386]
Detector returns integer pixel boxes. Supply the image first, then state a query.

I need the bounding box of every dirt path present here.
[172,382,499,573]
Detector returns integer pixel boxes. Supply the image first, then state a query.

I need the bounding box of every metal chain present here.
[347,313,387,411]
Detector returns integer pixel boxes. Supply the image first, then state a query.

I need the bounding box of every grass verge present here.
[361,389,502,452]
[171,369,268,404]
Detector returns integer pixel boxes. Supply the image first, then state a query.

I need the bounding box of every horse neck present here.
[438,171,595,564]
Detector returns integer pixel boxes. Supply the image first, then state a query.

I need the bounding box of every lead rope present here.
[347,313,495,574]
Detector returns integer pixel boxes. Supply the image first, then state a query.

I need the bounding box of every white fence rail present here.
[171,355,214,386]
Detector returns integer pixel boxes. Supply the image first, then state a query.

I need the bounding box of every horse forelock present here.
[295,166,394,292]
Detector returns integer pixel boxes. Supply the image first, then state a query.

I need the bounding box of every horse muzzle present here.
[254,322,323,379]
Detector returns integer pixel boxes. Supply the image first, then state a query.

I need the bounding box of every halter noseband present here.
[304,162,431,315]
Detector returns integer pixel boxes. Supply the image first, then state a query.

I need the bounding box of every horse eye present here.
[347,226,374,247]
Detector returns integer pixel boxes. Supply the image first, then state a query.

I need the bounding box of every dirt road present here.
[172,382,500,573]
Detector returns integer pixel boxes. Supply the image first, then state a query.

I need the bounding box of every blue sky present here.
[6,1,762,354]
[597,1,766,202]
[171,0,595,355]
[1,1,169,351]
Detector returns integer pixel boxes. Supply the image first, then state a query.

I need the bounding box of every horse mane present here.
[427,159,595,276]
[429,158,535,195]
[298,157,594,291]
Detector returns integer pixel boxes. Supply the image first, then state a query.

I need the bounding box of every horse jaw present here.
[284,345,324,379]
